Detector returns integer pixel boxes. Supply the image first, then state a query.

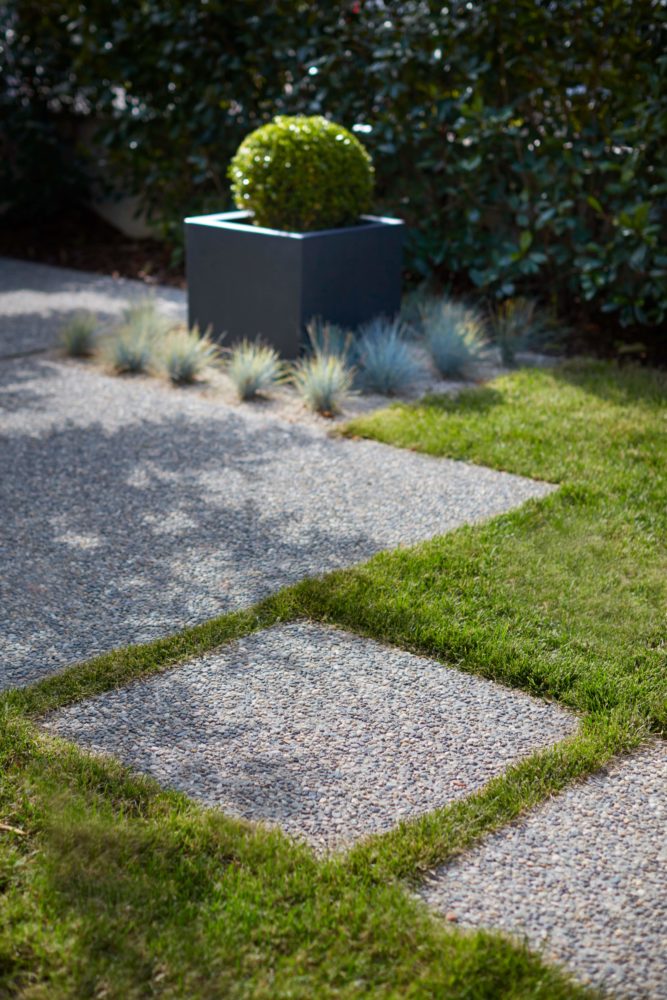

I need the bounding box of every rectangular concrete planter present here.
[184,210,404,358]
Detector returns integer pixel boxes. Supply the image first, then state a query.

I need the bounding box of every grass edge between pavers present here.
[1,589,302,720]
[1,708,599,999]
[0,565,652,885]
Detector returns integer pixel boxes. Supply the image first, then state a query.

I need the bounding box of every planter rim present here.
[183,210,404,240]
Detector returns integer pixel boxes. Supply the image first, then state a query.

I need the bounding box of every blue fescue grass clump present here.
[226,339,284,400]
[292,319,356,415]
[104,298,172,374]
[159,325,220,384]
[105,327,154,374]
[420,298,489,378]
[355,318,426,395]
[492,297,565,366]
[399,285,435,335]
[60,312,98,357]
[291,353,354,416]
[492,297,534,366]
[305,317,354,362]
[121,298,173,340]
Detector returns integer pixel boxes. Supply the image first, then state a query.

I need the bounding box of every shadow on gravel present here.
[1,352,550,690]
[0,257,185,356]
[0,407,370,688]
[0,357,63,410]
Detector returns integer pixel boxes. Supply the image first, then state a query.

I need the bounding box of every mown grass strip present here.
[343,361,667,488]
[342,709,647,883]
[3,589,302,720]
[334,361,667,733]
[1,713,593,998]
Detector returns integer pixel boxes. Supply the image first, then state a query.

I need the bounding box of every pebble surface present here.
[0,355,551,689]
[0,256,184,356]
[41,621,578,849]
[420,741,667,999]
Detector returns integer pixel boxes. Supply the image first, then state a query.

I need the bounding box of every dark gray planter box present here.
[184,210,404,358]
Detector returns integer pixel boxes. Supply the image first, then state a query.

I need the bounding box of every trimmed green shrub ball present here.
[228,115,374,232]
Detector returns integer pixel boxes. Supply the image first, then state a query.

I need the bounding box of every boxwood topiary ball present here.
[228,115,374,233]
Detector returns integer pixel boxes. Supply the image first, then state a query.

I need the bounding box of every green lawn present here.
[1,360,665,997]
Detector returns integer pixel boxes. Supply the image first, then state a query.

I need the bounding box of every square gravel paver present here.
[1,355,552,689]
[42,622,578,849]
[420,741,667,999]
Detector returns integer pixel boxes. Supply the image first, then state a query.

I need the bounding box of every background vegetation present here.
[1,0,665,341]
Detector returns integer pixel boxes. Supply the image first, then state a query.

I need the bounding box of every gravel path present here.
[41,621,578,849]
[420,740,667,999]
[0,355,552,690]
[0,257,184,357]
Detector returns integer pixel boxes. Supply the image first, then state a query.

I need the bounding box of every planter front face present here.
[184,211,404,358]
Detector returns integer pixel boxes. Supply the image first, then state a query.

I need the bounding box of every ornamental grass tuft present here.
[305,317,354,363]
[159,325,220,384]
[103,298,171,374]
[355,317,426,395]
[420,298,489,378]
[226,339,284,400]
[60,312,98,357]
[104,328,154,374]
[291,353,354,416]
[492,297,566,366]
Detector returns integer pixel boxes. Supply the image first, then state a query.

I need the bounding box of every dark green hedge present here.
[2,0,666,329]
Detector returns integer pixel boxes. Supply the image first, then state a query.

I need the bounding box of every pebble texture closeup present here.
[41,622,579,848]
[421,741,667,999]
[0,355,552,689]
[0,257,184,357]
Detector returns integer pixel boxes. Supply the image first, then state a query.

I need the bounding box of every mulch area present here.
[0,206,186,289]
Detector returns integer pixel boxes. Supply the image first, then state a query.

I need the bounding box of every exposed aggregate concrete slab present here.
[42,622,579,849]
[1,357,552,689]
[421,741,667,999]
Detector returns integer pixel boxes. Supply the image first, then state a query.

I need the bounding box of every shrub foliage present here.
[2,0,665,331]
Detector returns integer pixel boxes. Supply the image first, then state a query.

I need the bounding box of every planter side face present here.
[185,213,404,358]
[300,221,403,335]
[185,219,303,357]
